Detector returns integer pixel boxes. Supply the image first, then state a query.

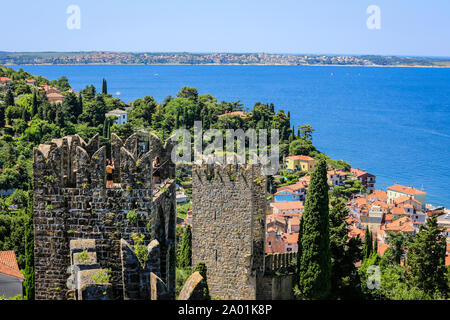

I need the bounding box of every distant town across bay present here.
[1,51,450,67]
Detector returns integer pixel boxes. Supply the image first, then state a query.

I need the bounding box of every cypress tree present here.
[269,103,275,113]
[5,89,14,106]
[178,225,192,269]
[76,94,83,120]
[56,109,64,127]
[31,90,38,118]
[106,120,111,140]
[103,118,108,137]
[0,106,5,128]
[38,105,44,120]
[406,215,448,298]
[102,78,108,95]
[23,192,34,300]
[362,227,373,260]
[297,159,331,299]
[373,235,378,256]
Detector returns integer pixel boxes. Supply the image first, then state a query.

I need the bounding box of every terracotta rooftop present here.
[270,201,304,211]
[388,184,426,195]
[327,169,349,176]
[0,251,24,280]
[0,77,12,82]
[351,167,375,178]
[378,243,390,256]
[383,216,414,233]
[368,190,387,201]
[281,233,298,244]
[217,111,249,118]
[393,195,422,206]
[392,206,405,215]
[277,181,308,193]
[288,155,315,161]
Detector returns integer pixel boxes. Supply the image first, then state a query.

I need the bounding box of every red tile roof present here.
[217,111,249,118]
[288,155,315,161]
[351,168,375,178]
[327,169,349,176]
[0,251,24,280]
[270,201,304,211]
[368,190,387,201]
[383,216,414,233]
[388,184,426,195]
[372,200,389,209]
[354,197,367,207]
[0,77,12,82]
[391,206,405,215]
[277,181,308,193]
[282,233,298,244]
[348,226,365,239]
[378,243,390,256]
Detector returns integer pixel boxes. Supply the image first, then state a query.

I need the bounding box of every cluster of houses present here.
[0,76,67,104]
[264,154,450,266]
[37,84,66,104]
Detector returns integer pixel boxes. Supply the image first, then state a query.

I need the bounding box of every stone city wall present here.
[33,132,176,300]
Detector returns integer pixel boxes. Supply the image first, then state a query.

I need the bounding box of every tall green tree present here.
[297,159,331,299]
[23,192,34,300]
[298,124,315,142]
[362,227,373,260]
[178,225,192,269]
[61,92,79,123]
[384,231,409,265]
[0,106,5,128]
[406,215,448,298]
[76,93,83,119]
[102,78,108,95]
[5,89,14,107]
[328,198,362,299]
[31,90,38,118]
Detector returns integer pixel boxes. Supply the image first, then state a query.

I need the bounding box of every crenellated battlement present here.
[33,131,177,300]
[193,163,267,188]
[33,131,175,192]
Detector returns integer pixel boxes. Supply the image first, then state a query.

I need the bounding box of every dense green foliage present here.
[328,198,362,299]
[296,159,331,299]
[178,225,192,269]
[406,215,448,298]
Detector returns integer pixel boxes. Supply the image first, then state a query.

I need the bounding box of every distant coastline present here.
[2,51,450,68]
[5,63,450,69]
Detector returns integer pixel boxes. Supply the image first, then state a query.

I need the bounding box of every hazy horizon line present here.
[0,51,449,60]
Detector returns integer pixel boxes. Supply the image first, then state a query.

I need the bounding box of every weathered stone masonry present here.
[191,163,297,300]
[191,164,267,300]
[33,131,176,300]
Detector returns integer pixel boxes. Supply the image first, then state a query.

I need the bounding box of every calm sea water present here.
[11,65,450,207]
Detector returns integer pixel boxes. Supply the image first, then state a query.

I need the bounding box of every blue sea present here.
[10,65,450,207]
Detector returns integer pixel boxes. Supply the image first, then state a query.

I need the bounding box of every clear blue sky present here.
[2,0,449,56]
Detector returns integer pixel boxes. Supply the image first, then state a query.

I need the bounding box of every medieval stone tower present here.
[191,163,267,300]
[33,131,176,300]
